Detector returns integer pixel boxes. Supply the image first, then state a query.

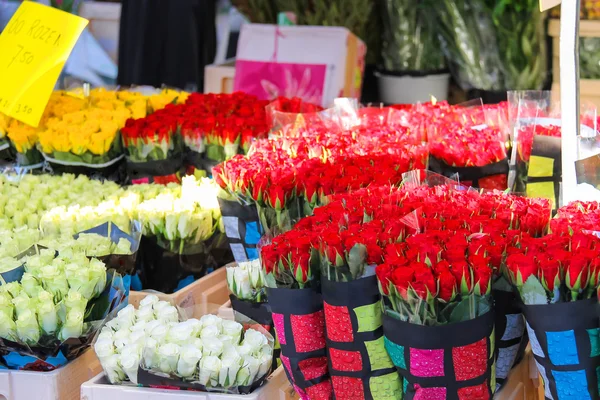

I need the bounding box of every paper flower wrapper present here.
[267,286,333,400]
[383,311,495,399]
[522,298,600,400]
[217,194,264,263]
[322,276,402,400]
[0,270,128,371]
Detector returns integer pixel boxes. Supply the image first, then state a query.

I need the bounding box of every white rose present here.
[190,337,203,351]
[120,344,142,384]
[233,268,252,299]
[116,305,137,329]
[152,300,171,314]
[257,352,272,379]
[21,273,41,298]
[182,318,202,337]
[167,322,194,345]
[0,293,14,318]
[139,294,159,308]
[59,309,84,340]
[37,300,58,335]
[142,337,160,369]
[64,290,87,314]
[202,337,224,357]
[130,320,147,333]
[143,320,162,334]
[157,343,180,374]
[157,306,178,323]
[243,329,268,355]
[135,306,155,323]
[236,355,260,386]
[16,309,41,345]
[176,344,203,378]
[94,337,115,360]
[129,329,147,346]
[221,320,243,344]
[97,328,114,341]
[218,346,241,388]
[149,324,169,342]
[200,325,220,339]
[248,259,264,289]
[199,314,222,330]
[0,311,17,341]
[12,292,34,319]
[198,355,221,387]
[102,354,126,384]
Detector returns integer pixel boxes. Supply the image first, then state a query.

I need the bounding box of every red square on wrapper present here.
[324,302,354,342]
[299,357,329,380]
[291,311,326,353]
[305,380,334,400]
[331,376,364,400]
[457,380,490,400]
[452,338,488,381]
[329,348,363,372]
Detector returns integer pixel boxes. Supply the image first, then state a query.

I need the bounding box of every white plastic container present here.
[0,349,101,400]
[81,366,298,400]
[376,71,450,104]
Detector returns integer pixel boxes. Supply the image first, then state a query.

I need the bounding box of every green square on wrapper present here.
[365,336,394,370]
[354,302,382,332]
[369,372,403,400]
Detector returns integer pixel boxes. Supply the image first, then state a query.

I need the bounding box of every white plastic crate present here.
[81,366,297,400]
[0,349,101,400]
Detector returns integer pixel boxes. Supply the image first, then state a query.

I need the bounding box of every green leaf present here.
[449,296,477,324]
[521,276,548,305]
[348,243,367,279]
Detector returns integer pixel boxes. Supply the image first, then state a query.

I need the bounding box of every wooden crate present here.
[129,267,228,315]
[79,1,122,64]
[0,350,101,400]
[548,18,600,109]
[204,60,236,95]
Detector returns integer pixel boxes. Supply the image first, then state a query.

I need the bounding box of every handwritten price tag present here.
[0,2,88,127]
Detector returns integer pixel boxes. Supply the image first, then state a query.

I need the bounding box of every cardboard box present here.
[204,60,236,94]
[233,24,366,107]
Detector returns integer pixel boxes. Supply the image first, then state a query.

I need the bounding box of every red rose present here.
[411,263,437,299]
[435,267,457,302]
[566,255,590,291]
[472,265,493,295]
[449,260,473,295]
[505,253,538,287]
[391,267,414,299]
[375,264,393,296]
[538,257,561,292]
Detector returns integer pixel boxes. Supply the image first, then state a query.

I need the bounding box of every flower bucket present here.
[375,71,450,104]
[383,311,495,398]
[522,298,600,400]
[267,286,332,399]
[322,276,402,400]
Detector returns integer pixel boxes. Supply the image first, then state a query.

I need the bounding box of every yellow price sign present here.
[0,2,88,127]
[539,0,561,12]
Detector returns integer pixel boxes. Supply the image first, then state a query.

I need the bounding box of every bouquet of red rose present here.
[378,228,496,399]
[121,104,184,184]
[266,97,324,134]
[260,232,333,400]
[504,230,600,400]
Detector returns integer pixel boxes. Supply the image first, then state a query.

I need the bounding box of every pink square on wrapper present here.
[457,380,490,400]
[324,302,354,342]
[280,354,293,378]
[409,348,445,377]
[330,348,363,372]
[331,376,364,400]
[272,312,286,345]
[414,385,447,400]
[298,357,329,380]
[291,311,326,353]
[452,338,488,381]
[305,380,334,400]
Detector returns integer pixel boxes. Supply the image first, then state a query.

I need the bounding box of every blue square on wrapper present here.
[246,247,259,260]
[384,337,406,369]
[588,328,600,357]
[245,221,261,245]
[553,370,590,399]
[546,330,579,366]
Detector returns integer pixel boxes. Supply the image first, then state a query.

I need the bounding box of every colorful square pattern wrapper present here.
[267,286,332,399]
[383,310,495,399]
[217,196,264,262]
[492,288,528,392]
[521,298,600,400]
[322,276,402,400]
